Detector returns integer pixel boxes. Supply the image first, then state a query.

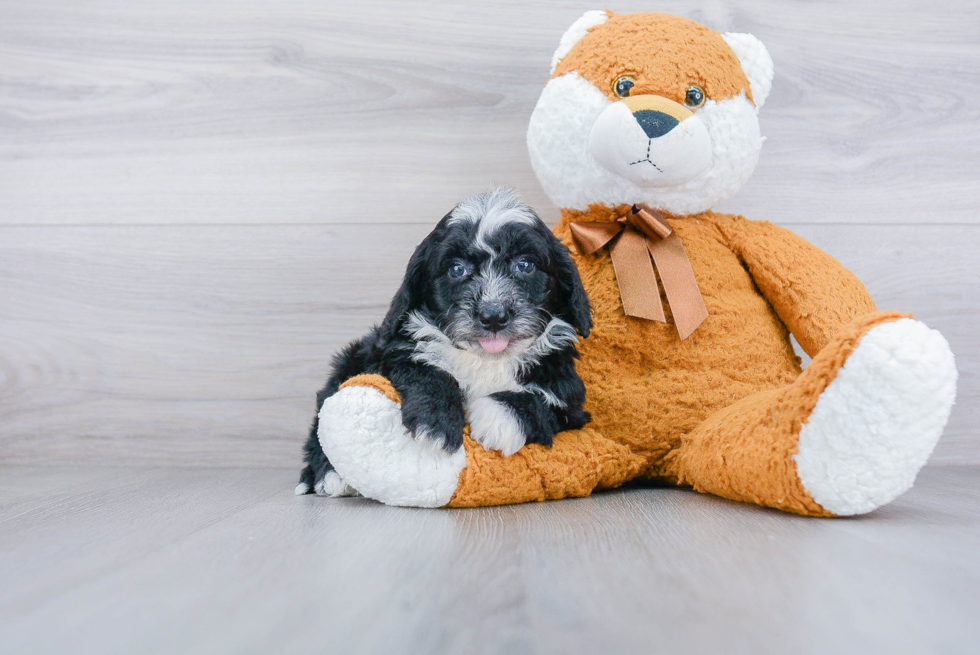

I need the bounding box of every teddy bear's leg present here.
[446,427,645,507]
[318,374,645,508]
[664,312,957,516]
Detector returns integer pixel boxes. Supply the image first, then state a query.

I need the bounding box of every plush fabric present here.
[317,11,957,516]
[552,12,754,107]
[444,205,906,513]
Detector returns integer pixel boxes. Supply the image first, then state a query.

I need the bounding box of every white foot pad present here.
[293,470,359,497]
[318,386,467,508]
[315,470,359,497]
[795,319,957,515]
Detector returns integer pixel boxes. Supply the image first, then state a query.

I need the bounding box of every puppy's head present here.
[380,188,591,358]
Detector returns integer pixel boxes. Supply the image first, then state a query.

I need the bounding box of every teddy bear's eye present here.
[613,76,635,98]
[684,85,706,109]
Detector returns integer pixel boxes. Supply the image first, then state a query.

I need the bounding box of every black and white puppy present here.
[296,188,592,496]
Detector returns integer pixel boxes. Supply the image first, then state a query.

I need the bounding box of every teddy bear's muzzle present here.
[623,94,692,137]
[588,93,712,188]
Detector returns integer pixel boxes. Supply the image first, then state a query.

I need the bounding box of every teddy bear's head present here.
[527,11,774,215]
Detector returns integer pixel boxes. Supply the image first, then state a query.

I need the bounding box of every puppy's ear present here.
[550,236,592,337]
[378,220,444,345]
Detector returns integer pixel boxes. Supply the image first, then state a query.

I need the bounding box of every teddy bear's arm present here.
[717,216,877,357]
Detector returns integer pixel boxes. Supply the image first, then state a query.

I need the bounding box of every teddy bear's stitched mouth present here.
[628,139,663,172]
[588,101,714,189]
[629,159,663,172]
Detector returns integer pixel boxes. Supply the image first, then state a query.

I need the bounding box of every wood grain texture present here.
[0,223,976,466]
[1,0,978,225]
[1,466,978,654]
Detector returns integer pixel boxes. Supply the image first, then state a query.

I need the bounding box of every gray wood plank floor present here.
[1,466,978,654]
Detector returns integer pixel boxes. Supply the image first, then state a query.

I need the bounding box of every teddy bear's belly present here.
[571,227,801,470]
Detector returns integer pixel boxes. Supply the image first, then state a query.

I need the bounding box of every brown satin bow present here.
[569,204,708,340]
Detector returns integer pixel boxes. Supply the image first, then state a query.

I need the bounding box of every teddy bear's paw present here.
[794,318,957,516]
[467,396,527,457]
[318,384,467,507]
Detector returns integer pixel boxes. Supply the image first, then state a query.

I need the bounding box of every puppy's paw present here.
[468,396,527,457]
[314,470,360,497]
[402,404,465,453]
[411,426,463,454]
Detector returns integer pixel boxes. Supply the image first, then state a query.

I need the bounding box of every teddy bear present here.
[314,10,958,516]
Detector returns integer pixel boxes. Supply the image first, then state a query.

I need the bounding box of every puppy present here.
[296,188,593,497]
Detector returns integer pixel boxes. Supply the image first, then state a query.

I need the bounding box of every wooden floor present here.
[1,466,978,654]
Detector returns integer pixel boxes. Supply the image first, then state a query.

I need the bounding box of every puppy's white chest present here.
[412,338,522,401]
[453,356,522,402]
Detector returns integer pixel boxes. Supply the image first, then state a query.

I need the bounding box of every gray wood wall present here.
[2,0,978,467]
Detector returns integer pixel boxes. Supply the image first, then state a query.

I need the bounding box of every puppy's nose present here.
[622,94,693,139]
[477,303,510,332]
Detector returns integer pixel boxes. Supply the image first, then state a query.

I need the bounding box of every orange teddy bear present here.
[315,11,957,516]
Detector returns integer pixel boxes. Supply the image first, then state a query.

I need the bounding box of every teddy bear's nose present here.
[633,110,679,139]
[621,94,694,140]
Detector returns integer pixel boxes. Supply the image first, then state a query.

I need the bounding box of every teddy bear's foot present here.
[317,375,467,507]
[667,313,957,517]
[793,318,957,515]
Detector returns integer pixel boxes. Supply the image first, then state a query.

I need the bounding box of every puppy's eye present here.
[613,76,635,98]
[684,85,706,109]
[515,258,535,274]
[448,262,468,279]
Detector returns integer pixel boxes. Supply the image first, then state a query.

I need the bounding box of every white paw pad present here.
[795,319,957,516]
[318,386,467,508]
[467,396,527,457]
[314,470,359,497]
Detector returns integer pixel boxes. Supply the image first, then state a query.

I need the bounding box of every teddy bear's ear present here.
[721,32,774,109]
[549,10,610,75]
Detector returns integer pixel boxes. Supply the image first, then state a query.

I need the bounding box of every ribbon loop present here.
[568,204,708,340]
[568,221,622,255]
[629,204,673,241]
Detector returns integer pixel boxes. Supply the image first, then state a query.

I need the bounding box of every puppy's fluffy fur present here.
[297,188,593,496]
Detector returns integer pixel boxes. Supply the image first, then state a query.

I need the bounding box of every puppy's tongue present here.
[478,336,510,354]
